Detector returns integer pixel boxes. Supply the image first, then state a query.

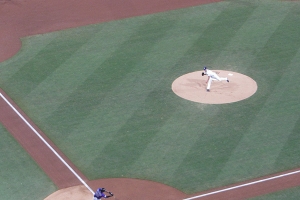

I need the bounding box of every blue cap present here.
[203,66,207,70]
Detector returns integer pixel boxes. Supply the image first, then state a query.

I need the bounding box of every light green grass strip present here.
[213,1,290,71]
[217,46,300,182]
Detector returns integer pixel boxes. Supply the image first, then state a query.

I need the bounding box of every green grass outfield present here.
[1,0,300,196]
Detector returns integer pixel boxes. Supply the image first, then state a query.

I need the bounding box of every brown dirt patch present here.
[0,0,222,63]
[45,178,187,200]
[172,70,257,104]
[45,185,92,200]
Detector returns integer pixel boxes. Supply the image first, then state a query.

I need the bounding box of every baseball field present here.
[1,0,300,199]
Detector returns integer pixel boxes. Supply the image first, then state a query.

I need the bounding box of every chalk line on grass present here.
[0,92,94,194]
[183,169,300,200]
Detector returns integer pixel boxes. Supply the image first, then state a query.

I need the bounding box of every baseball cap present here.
[203,66,207,70]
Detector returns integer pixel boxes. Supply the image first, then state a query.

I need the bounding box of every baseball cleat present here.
[207,89,210,92]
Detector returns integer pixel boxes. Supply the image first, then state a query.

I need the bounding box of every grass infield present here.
[1,0,300,196]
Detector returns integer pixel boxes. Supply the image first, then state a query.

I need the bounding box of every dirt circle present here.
[45,178,187,200]
[45,185,92,200]
[172,70,257,104]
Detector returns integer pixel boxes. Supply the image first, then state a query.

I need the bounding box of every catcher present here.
[93,188,114,200]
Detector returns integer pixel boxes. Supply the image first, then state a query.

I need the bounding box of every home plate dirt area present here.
[1,0,300,200]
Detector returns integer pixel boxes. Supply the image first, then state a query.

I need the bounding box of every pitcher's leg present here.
[219,77,228,82]
[207,77,212,91]
[213,74,228,82]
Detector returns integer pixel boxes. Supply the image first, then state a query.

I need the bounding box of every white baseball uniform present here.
[204,69,228,91]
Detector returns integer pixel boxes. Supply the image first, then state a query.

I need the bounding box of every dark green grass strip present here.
[5,28,97,98]
[275,115,300,170]
[250,4,300,85]
[179,2,258,66]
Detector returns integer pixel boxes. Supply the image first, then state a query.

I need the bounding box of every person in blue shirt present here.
[93,188,114,200]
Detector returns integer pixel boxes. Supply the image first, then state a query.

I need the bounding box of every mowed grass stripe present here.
[43,14,181,141]
[74,4,229,178]
[216,5,300,183]
[23,19,149,123]
[171,102,248,194]
[216,49,300,183]
[0,34,57,84]
[129,103,218,183]
[207,3,292,188]
[251,47,300,166]
[274,45,300,170]
[275,114,300,170]
[172,1,258,69]
[213,1,290,71]
[6,28,98,98]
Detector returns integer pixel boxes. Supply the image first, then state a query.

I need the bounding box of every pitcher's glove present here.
[202,72,205,76]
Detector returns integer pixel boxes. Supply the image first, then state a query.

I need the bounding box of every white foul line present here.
[183,169,300,200]
[0,93,94,194]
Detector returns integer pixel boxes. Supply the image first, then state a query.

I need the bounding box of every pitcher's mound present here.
[172,70,257,104]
